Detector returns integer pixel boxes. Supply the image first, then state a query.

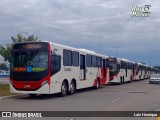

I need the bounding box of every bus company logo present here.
[27,61,32,66]
[131,5,151,17]
[1,112,42,118]
[2,112,11,117]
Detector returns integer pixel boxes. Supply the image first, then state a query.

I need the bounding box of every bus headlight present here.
[41,80,48,87]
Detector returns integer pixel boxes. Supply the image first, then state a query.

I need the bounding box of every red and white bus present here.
[108,57,136,84]
[10,41,109,97]
[134,62,150,80]
[144,65,151,79]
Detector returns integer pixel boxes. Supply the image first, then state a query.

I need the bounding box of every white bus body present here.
[10,41,109,96]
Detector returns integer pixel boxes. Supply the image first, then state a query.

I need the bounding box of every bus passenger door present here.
[103,59,106,78]
[125,63,127,77]
[133,64,135,77]
[80,55,86,80]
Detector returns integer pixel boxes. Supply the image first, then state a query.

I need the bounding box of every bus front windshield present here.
[109,62,119,76]
[11,50,48,73]
[109,62,117,72]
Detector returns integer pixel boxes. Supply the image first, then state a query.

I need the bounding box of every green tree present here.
[0,63,8,71]
[154,66,160,70]
[0,33,38,62]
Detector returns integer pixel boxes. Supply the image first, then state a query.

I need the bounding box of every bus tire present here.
[29,94,37,97]
[129,76,132,83]
[94,79,100,89]
[123,76,124,83]
[121,79,123,84]
[119,77,123,85]
[69,80,76,95]
[60,81,68,97]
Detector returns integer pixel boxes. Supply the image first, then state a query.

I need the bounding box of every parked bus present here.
[134,62,148,80]
[10,41,109,97]
[108,57,136,84]
[144,65,151,79]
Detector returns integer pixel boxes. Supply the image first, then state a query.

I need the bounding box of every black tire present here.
[94,79,100,89]
[119,77,123,85]
[29,94,37,97]
[128,77,132,83]
[60,81,68,97]
[69,81,76,95]
[120,80,123,85]
[123,77,125,83]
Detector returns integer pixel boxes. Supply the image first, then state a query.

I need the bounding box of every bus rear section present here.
[10,42,51,94]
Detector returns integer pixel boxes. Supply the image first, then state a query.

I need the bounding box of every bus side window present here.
[51,55,61,75]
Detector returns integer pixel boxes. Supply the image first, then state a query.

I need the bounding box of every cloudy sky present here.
[0,0,160,66]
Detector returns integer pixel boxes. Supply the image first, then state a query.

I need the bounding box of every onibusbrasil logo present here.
[131,5,151,17]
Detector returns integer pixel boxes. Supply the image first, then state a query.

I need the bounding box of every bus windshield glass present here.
[11,50,48,72]
[109,62,117,72]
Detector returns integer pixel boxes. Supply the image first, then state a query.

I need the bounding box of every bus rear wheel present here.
[119,80,122,85]
[60,81,68,97]
[29,94,37,97]
[119,77,123,85]
[129,76,132,83]
[94,79,100,89]
[69,81,76,95]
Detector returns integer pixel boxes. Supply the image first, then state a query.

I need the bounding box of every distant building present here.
[0,70,10,76]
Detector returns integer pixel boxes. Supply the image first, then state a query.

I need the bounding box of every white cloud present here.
[0,0,159,65]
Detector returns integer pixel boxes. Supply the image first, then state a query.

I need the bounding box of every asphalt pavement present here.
[0,79,159,120]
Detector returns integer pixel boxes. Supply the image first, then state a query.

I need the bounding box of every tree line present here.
[0,33,160,71]
[0,33,38,63]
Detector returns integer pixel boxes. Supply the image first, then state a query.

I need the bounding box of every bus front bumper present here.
[9,82,50,94]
